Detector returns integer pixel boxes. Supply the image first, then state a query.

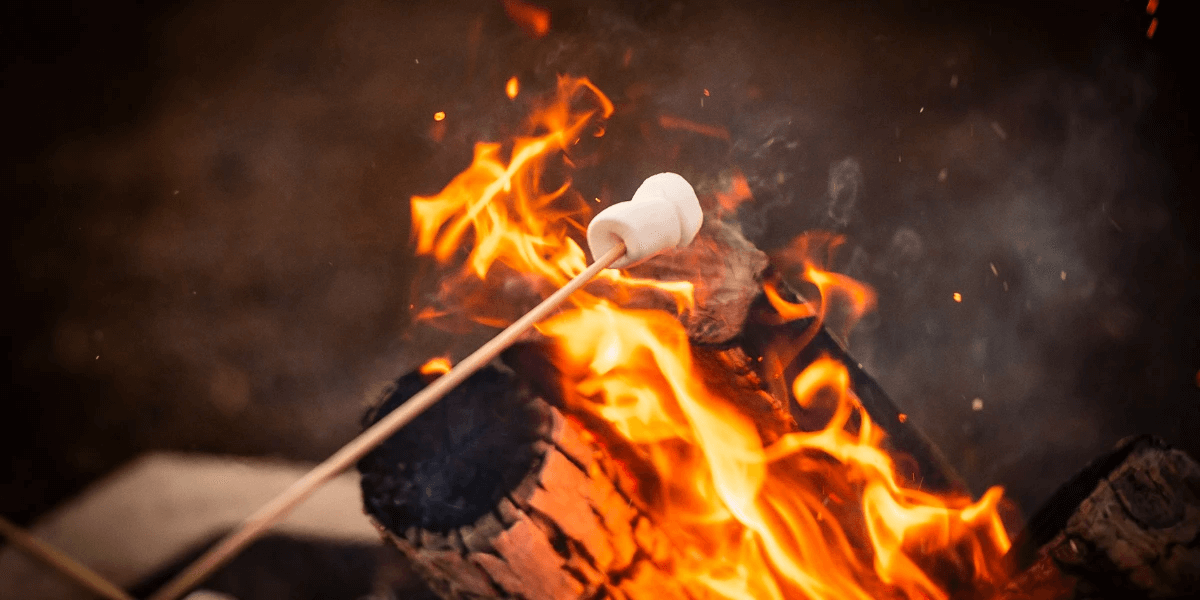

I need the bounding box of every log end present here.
[357,366,547,535]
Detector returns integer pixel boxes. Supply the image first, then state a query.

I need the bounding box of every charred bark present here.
[999,435,1200,599]
[621,216,770,345]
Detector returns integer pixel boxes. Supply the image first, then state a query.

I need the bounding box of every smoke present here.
[10,0,1197,521]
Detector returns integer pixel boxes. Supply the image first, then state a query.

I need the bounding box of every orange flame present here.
[506,76,519,100]
[410,76,693,327]
[419,356,452,376]
[766,231,877,351]
[714,169,754,215]
[410,75,1011,600]
[501,0,550,38]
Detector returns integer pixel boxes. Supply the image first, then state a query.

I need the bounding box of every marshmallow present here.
[587,173,704,269]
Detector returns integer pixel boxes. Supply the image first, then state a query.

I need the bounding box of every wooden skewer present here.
[147,242,627,600]
[0,514,136,600]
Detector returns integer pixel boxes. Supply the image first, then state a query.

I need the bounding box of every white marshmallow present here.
[587,173,703,269]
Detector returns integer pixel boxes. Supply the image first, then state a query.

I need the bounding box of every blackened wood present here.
[357,366,547,534]
[358,366,689,600]
[999,435,1200,599]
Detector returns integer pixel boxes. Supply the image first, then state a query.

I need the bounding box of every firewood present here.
[605,216,770,345]
[357,365,688,600]
[999,435,1200,599]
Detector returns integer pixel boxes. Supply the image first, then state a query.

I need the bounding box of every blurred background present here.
[4,0,1197,540]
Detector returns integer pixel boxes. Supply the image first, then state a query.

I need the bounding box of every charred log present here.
[622,216,770,345]
[357,365,689,600]
[1000,435,1200,599]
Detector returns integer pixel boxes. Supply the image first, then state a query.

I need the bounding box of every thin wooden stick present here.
[147,243,627,600]
[0,514,136,600]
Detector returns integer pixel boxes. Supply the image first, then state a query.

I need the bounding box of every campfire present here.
[4,4,1198,600]
[353,75,1073,600]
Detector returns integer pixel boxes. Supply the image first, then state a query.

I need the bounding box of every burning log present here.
[621,216,770,345]
[999,435,1200,599]
[357,364,697,600]
[364,74,1011,600]
[358,315,977,599]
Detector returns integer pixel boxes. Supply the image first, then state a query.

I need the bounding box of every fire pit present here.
[351,74,1198,599]
[4,1,1198,600]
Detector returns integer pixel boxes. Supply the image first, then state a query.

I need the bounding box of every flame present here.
[410,76,1011,600]
[419,356,452,376]
[501,0,550,37]
[765,231,877,358]
[506,76,519,99]
[410,75,692,325]
[714,169,754,215]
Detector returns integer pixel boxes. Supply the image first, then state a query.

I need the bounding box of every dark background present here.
[5,0,1197,533]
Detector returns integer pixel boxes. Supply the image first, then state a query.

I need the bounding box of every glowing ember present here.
[419,356,452,376]
[658,114,732,141]
[506,76,519,99]
[433,111,446,122]
[1147,17,1158,38]
[410,75,1012,600]
[501,0,550,38]
[953,292,962,303]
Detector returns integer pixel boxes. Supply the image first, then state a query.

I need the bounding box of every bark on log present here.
[999,435,1200,599]
[620,216,770,345]
[357,365,691,600]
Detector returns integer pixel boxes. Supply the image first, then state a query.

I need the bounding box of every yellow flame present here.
[409,75,1011,600]
[410,76,692,323]
[419,356,452,376]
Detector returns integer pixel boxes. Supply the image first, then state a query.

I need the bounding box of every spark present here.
[433,111,446,121]
[953,292,962,303]
[657,114,730,140]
